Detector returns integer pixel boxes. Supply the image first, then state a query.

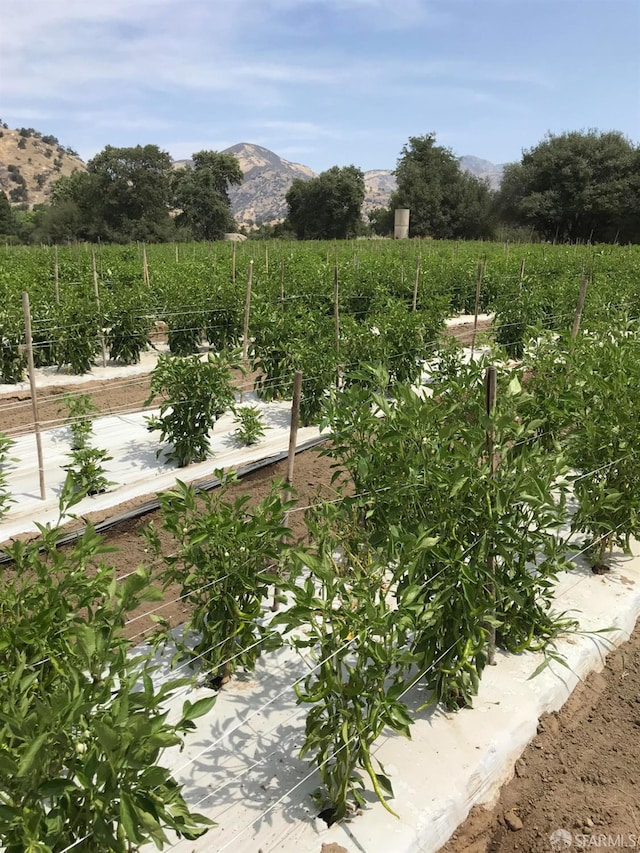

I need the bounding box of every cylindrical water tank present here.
[394,208,410,239]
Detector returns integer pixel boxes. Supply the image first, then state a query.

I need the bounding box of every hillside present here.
[0,126,85,207]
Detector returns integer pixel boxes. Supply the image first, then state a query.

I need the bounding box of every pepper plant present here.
[523,320,640,568]
[232,404,267,445]
[145,472,294,686]
[62,393,114,495]
[63,392,98,450]
[274,507,415,823]
[145,351,238,467]
[0,431,16,518]
[0,488,215,852]
[321,358,574,710]
[106,297,152,365]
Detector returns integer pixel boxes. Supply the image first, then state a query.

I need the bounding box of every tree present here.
[172,151,243,240]
[286,165,365,240]
[87,144,175,242]
[368,207,394,237]
[390,134,495,239]
[496,130,640,243]
[0,192,16,236]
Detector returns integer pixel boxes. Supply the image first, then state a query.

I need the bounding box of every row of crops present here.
[1,240,640,850]
[1,240,639,393]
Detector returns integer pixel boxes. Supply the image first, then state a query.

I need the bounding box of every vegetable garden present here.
[1,239,640,851]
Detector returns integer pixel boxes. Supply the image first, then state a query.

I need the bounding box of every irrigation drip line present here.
[0,433,330,562]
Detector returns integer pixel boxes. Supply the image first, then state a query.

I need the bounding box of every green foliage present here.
[63,448,114,496]
[0,509,214,851]
[87,145,175,242]
[232,404,267,445]
[321,358,574,710]
[522,322,640,567]
[62,394,114,495]
[274,514,414,822]
[0,432,16,519]
[497,130,640,243]
[145,474,293,684]
[172,150,243,240]
[286,165,365,240]
[106,297,152,365]
[55,299,100,374]
[392,133,496,239]
[146,351,237,466]
[0,308,26,383]
[63,392,98,450]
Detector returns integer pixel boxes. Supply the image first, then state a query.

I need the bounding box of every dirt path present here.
[441,622,640,852]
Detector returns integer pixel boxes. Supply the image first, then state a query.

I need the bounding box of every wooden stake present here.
[412,254,421,312]
[265,245,269,276]
[22,292,46,501]
[232,242,236,284]
[471,261,484,357]
[333,264,340,387]
[571,275,589,338]
[485,365,497,666]
[280,257,285,305]
[142,244,150,287]
[175,243,179,263]
[53,245,59,304]
[519,257,526,281]
[92,250,107,367]
[286,371,303,489]
[242,260,253,361]
[272,370,303,612]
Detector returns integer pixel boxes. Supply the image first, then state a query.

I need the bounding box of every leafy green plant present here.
[63,446,114,496]
[523,321,640,569]
[61,393,114,495]
[55,299,100,374]
[145,351,238,467]
[106,302,152,365]
[166,311,204,356]
[275,509,414,823]
[0,489,215,852]
[63,392,98,450]
[145,473,293,686]
[321,359,574,710]
[232,404,267,445]
[0,431,16,518]
[0,309,26,384]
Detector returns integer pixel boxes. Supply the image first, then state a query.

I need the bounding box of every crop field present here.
[1,239,640,852]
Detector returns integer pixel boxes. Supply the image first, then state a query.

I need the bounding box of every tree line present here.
[1,129,639,244]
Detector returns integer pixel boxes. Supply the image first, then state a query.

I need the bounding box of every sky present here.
[1,0,638,172]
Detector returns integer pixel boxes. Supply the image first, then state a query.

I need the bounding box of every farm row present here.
[1,304,640,850]
[0,240,639,389]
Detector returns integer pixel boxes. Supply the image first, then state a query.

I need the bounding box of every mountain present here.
[458,155,505,190]
[0,126,85,207]
[174,143,316,226]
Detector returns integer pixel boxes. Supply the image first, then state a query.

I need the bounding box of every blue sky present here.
[1,0,638,172]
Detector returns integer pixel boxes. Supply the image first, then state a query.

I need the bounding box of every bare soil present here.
[3,314,639,849]
[441,622,640,852]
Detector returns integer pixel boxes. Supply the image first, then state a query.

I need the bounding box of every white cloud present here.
[252,120,343,139]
